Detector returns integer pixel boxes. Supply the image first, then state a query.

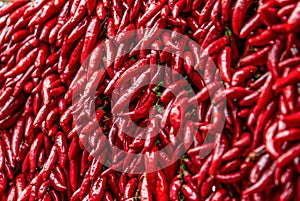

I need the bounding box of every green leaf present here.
[156,104,163,113]
[224,27,232,37]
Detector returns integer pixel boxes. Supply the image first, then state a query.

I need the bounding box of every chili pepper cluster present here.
[0,0,300,200]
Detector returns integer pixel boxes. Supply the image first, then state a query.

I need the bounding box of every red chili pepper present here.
[0,0,28,17]
[11,29,29,42]
[140,175,153,201]
[112,69,150,114]
[79,172,91,199]
[267,36,286,79]
[273,66,300,90]
[198,0,216,25]
[0,140,4,171]
[15,174,26,197]
[240,13,262,39]
[248,27,277,46]
[249,154,271,183]
[23,0,47,18]
[232,0,253,35]
[243,162,275,195]
[137,0,167,28]
[89,176,107,201]
[2,130,15,168]
[55,132,68,168]
[209,135,228,175]
[287,1,300,31]
[38,181,51,199]
[70,157,80,192]
[124,177,138,199]
[34,43,49,69]
[172,0,186,18]
[232,65,257,86]
[233,132,251,147]
[240,46,271,66]
[29,1,60,27]
[41,145,57,180]
[274,128,300,142]
[11,116,25,160]
[214,86,253,103]
[220,159,241,173]
[86,0,96,15]
[4,48,38,78]
[210,0,221,30]
[7,186,16,201]
[280,166,294,185]
[28,133,43,173]
[277,142,300,167]
[169,175,182,201]
[182,184,199,201]
[215,171,244,183]
[218,46,232,83]
[247,75,275,127]
[154,170,169,201]
[50,171,67,192]
[49,189,60,201]
[17,184,32,201]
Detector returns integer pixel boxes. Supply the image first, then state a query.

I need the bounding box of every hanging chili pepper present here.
[4,48,38,78]
[137,0,167,28]
[89,176,107,201]
[140,175,153,201]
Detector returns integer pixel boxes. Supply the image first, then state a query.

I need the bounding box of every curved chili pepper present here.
[217,46,232,83]
[112,69,150,114]
[1,131,15,168]
[209,135,228,175]
[41,145,57,180]
[232,65,257,86]
[249,27,277,46]
[274,128,300,142]
[124,177,138,199]
[7,185,17,201]
[231,0,253,35]
[249,154,271,183]
[17,184,32,201]
[55,131,68,168]
[182,184,199,201]
[38,181,51,199]
[287,1,300,31]
[0,171,6,195]
[240,46,270,66]
[169,175,182,201]
[29,133,43,173]
[273,66,300,90]
[154,170,169,201]
[192,155,212,187]
[277,142,300,167]
[0,140,4,171]
[140,175,153,201]
[7,48,38,76]
[247,75,275,127]
[240,13,262,39]
[243,162,276,195]
[48,189,60,201]
[70,157,80,192]
[137,0,167,28]
[89,176,107,201]
[11,116,25,159]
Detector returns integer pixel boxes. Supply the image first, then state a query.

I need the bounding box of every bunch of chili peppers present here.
[0,0,299,200]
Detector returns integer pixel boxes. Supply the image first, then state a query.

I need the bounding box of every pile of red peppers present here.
[0,0,300,200]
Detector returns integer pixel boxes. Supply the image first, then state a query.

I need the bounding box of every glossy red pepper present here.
[89,176,107,201]
[182,184,199,201]
[140,175,153,201]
